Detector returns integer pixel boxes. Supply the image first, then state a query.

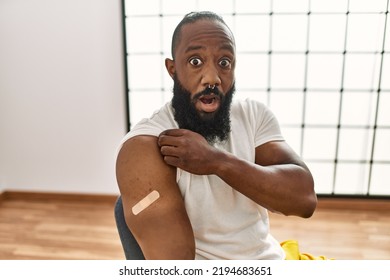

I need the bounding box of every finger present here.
[160,145,179,157]
[162,155,180,167]
[158,129,186,147]
[159,129,190,137]
[158,134,177,147]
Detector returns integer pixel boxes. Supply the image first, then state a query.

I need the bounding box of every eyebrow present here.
[184,43,235,54]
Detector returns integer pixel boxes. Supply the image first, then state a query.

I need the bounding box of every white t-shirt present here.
[119,98,286,260]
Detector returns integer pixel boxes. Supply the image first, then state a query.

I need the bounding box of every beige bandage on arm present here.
[132,190,160,215]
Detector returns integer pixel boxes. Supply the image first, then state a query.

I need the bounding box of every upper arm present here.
[255,140,309,171]
[116,135,195,259]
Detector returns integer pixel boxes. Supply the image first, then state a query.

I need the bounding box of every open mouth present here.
[200,95,217,104]
[196,94,220,113]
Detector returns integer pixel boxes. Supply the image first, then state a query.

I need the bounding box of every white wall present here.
[0,0,127,194]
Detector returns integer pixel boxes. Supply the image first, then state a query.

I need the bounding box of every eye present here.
[189,57,203,66]
[219,58,231,68]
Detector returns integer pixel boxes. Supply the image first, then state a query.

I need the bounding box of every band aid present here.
[132,190,160,215]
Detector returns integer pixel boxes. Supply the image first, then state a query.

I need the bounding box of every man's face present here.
[166,19,236,143]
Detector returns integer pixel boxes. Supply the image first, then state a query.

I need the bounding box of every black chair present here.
[114,196,145,259]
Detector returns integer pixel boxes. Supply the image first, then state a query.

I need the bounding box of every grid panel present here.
[123,0,390,196]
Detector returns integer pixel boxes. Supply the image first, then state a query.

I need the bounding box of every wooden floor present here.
[0,192,389,260]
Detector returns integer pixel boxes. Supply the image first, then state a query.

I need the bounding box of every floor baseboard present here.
[317,196,390,211]
[0,190,118,204]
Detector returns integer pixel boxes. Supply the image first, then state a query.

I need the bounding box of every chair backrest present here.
[114,196,145,259]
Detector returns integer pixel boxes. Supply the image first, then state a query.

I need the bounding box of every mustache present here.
[192,86,223,100]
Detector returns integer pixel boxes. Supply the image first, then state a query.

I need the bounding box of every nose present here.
[201,63,221,89]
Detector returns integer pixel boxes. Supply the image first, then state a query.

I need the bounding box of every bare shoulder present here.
[116,136,175,192]
[116,135,178,207]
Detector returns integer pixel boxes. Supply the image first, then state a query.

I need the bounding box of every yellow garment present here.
[281,240,331,260]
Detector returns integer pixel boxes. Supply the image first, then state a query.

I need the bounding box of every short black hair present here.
[171,11,232,59]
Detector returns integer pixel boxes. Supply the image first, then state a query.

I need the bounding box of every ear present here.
[165,58,175,79]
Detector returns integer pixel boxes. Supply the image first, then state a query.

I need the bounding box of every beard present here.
[171,75,235,144]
